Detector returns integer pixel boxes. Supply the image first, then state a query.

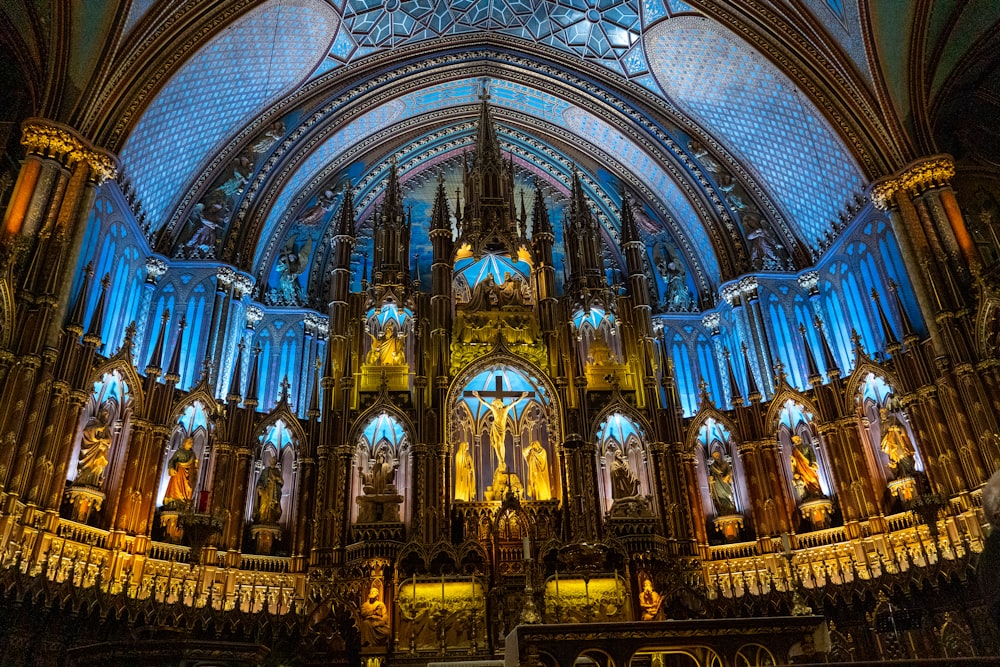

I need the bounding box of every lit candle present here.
[441,573,445,603]
[555,569,560,598]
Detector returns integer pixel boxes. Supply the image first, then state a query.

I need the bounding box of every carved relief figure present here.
[253,460,284,524]
[474,390,529,472]
[366,319,406,366]
[708,449,737,515]
[163,437,199,510]
[76,407,112,487]
[790,435,824,500]
[454,441,476,501]
[610,449,640,499]
[522,440,552,500]
[359,586,391,646]
[880,409,917,478]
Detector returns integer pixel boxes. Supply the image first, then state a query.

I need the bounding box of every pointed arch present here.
[844,361,902,407]
[254,405,307,458]
[350,399,417,449]
[170,389,225,440]
[685,407,740,454]
[765,388,821,432]
[90,356,146,417]
[589,401,653,446]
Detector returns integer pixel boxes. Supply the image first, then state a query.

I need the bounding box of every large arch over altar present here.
[447,357,562,504]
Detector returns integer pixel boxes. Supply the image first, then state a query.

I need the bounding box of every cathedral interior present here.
[2,1,1000,665]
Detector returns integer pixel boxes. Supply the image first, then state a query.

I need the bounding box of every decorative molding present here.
[869,155,955,211]
[21,119,118,183]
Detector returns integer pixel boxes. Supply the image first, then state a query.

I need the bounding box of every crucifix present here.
[464,375,534,472]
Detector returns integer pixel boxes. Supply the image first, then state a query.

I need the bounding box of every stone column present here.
[870,155,967,355]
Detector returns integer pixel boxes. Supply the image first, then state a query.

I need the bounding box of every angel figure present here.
[251,120,285,154]
[275,235,313,304]
[654,243,693,311]
[295,189,336,227]
[687,140,721,174]
[182,202,228,257]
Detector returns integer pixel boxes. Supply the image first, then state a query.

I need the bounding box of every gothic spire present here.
[815,316,841,379]
[799,323,821,382]
[889,280,917,340]
[724,347,744,407]
[83,272,111,345]
[145,308,170,375]
[68,262,94,333]
[308,357,321,419]
[530,180,552,238]
[430,171,451,232]
[244,343,262,408]
[335,181,355,238]
[227,339,246,403]
[741,342,760,402]
[165,315,188,384]
[871,288,900,350]
[620,193,641,246]
[474,95,502,169]
[383,157,404,225]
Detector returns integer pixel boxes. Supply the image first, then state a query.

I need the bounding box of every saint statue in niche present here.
[522,440,551,500]
[639,577,664,621]
[253,460,284,524]
[163,437,199,510]
[610,449,641,499]
[708,449,737,516]
[361,449,397,496]
[790,435,824,500]
[76,407,112,487]
[454,441,475,501]
[359,586,391,646]
[366,319,406,366]
[474,390,529,472]
[880,408,917,478]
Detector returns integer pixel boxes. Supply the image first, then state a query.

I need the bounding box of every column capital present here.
[869,154,955,210]
[20,118,117,183]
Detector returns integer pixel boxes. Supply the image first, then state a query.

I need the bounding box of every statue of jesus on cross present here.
[468,376,533,472]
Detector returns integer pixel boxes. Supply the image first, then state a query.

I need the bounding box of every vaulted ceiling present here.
[2,0,998,306]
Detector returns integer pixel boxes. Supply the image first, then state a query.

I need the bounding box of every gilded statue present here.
[474,390,529,472]
[639,577,664,621]
[610,449,640,499]
[359,586,391,646]
[522,440,552,500]
[454,441,476,501]
[76,407,112,487]
[790,435,823,500]
[163,437,199,510]
[586,336,618,368]
[880,408,917,478]
[253,460,284,524]
[366,319,406,366]
[708,449,737,516]
[362,449,397,495]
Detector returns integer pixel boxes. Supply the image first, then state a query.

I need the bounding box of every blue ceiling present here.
[116,0,871,303]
